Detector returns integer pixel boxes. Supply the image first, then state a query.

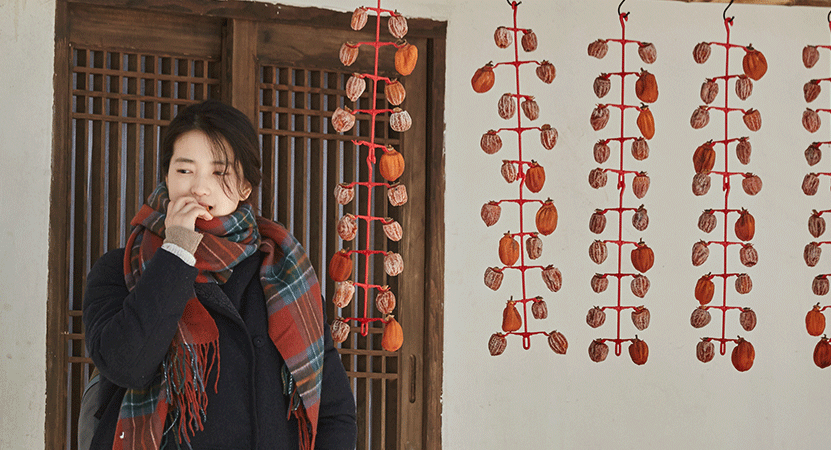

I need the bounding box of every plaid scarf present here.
[115,184,323,450]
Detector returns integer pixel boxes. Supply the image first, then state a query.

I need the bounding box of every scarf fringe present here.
[286,381,314,450]
[162,337,220,445]
[292,403,314,450]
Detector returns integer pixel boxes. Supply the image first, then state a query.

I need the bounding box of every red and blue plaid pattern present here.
[117,184,323,450]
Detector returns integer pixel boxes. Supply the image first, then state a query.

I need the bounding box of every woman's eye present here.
[177,169,190,174]
[214,171,227,176]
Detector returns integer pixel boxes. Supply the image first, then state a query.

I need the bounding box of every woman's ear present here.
[240,182,253,201]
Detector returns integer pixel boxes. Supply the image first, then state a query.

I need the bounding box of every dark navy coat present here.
[83,248,357,450]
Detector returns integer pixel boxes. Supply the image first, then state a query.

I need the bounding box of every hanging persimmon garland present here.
[473,0,567,356]
[800,12,831,370]
[584,1,657,365]
[329,1,416,353]
[688,1,765,372]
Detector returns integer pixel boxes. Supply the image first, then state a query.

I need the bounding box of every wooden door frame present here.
[48,1,445,448]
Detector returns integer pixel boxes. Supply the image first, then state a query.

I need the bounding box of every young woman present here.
[83,100,357,450]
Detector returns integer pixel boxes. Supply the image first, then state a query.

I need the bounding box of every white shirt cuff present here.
[161,242,197,266]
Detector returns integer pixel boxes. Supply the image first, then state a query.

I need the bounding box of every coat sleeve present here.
[83,248,198,389]
[314,303,358,450]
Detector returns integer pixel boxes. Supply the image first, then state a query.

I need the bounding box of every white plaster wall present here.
[0,0,56,448]
[442,1,831,449]
[7,0,831,448]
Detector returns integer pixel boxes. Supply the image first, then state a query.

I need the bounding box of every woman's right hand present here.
[165,196,213,231]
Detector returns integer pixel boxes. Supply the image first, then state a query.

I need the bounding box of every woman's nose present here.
[191,173,211,196]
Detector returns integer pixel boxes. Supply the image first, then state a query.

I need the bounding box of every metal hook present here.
[618,0,627,17]
[826,9,830,23]
[506,0,521,6]
[723,0,735,21]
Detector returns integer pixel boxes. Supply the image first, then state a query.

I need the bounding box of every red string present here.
[342,182,391,190]
[347,249,387,257]
[507,1,536,350]
[504,231,543,239]
[361,0,384,336]
[500,264,548,273]
[351,41,399,49]
[605,136,638,144]
[612,11,629,357]
[492,198,544,207]
[351,281,386,291]
[600,306,640,313]
[711,137,742,145]
[718,16,734,357]
[597,338,638,346]
[606,39,641,46]
[703,337,740,345]
[704,240,744,248]
[494,126,546,133]
[604,72,639,81]
[706,207,742,214]
[493,60,541,69]
[505,330,548,340]
[705,105,747,114]
[708,74,743,81]
[603,239,638,247]
[706,306,744,312]
[351,139,386,150]
[598,206,637,214]
[511,296,546,304]
[603,103,642,113]
[602,168,640,176]
[351,214,387,223]
[352,108,394,115]
[342,317,385,327]
[353,73,394,83]
[709,272,748,279]
[362,4,396,15]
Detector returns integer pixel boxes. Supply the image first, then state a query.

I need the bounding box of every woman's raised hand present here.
[165,196,213,231]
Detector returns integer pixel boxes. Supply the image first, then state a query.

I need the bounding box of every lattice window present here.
[64,45,219,448]
[257,64,402,448]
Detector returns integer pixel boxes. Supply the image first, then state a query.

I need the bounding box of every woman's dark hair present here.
[161,100,262,193]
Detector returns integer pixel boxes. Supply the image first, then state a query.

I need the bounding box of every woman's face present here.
[165,130,251,218]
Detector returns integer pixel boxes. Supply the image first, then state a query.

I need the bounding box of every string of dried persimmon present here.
[585,3,655,366]
[329,1,416,353]
[472,1,567,356]
[800,13,831,370]
[689,6,764,372]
